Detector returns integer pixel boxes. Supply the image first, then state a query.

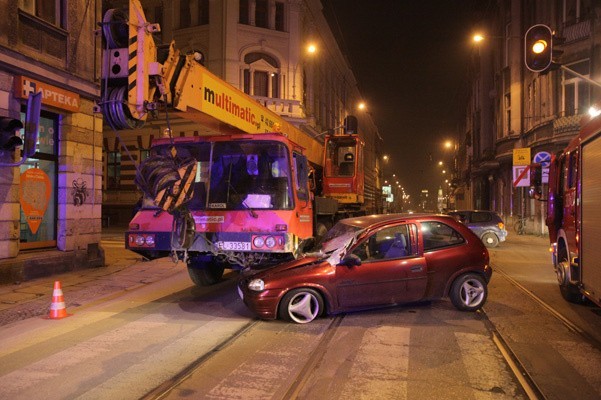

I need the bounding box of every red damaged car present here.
[238,214,492,323]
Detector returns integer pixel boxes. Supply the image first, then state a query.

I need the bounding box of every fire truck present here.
[99,1,375,286]
[542,113,601,306]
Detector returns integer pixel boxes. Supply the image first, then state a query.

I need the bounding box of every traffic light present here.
[525,24,553,73]
[0,117,24,152]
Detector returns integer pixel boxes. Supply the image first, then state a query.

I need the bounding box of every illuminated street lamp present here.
[472,33,484,43]
[358,102,366,111]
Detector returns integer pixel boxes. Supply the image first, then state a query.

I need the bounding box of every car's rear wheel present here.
[279,288,324,324]
[481,232,499,248]
[450,273,488,311]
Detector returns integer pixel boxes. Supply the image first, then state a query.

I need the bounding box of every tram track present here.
[141,313,347,400]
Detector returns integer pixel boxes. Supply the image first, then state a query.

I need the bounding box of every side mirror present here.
[339,253,361,267]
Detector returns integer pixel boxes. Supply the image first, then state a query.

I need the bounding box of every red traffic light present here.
[525,24,553,73]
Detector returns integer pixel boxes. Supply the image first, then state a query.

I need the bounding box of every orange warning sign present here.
[19,168,51,234]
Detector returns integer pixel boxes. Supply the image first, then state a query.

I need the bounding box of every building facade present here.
[456,0,600,235]
[101,0,382,223]
[0,1,104,282]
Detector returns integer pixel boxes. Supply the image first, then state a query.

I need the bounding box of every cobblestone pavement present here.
[0,227,183,327]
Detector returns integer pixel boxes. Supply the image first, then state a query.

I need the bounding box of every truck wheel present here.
[187,262,225,286]
[481,232,499,248]
[556,260,585,304]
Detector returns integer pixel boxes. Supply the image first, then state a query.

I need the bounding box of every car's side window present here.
[421,221,465,251]
[352,224,416,262]
[471,212,491,223]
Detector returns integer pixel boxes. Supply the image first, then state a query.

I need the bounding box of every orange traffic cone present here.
[46,281,71,319]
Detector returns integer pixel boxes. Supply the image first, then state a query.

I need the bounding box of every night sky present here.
[322,1,491,207]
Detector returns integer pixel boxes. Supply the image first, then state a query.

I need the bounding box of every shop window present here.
[19,111,58,250]
[19,0,65,28]
[107,151,121,189]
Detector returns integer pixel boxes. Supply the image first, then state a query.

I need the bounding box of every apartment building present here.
[456,0,600,235]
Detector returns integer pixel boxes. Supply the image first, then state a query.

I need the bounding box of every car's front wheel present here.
[481,232,499,248]
[279,288,324,324]
[450,273,488,311]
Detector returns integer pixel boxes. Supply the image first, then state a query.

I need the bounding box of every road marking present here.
[339,325,410,399]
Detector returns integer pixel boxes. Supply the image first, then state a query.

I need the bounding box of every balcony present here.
[253,96,304,119]
[553,115,582,135]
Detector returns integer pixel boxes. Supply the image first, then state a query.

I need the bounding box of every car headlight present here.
[248,279,265,291]
[135,235,145,246]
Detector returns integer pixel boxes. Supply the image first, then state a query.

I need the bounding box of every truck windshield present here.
[148,141,293,211]
[208,141,293,210]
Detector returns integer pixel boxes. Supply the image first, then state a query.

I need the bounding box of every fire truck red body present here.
[546,114,601,306]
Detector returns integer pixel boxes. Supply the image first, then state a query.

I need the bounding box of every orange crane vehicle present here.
[99,1,376,286]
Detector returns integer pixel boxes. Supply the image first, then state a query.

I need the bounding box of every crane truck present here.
[99,1,376,286]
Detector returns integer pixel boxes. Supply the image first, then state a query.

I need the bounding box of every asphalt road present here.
[0,231,599,399]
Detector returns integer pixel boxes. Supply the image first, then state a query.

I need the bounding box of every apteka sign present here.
[14,75,80,113]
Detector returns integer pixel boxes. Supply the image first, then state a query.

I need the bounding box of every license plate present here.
[215,241,251,251]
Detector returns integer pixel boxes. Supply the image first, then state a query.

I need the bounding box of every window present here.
[563,0,593,25]
[19,111,58,249]
[471,212,492,223]
[562,60,590,116]
[243,52,281,98]
[421,221,465,251]
[239,0,249,24]
[255,0,268,28]
[180,1,191,28]
[504,93,511,133]
[275,2,285,31]
[294,153,309,202]
[19,0,65,28]
[179,0,208,28]
[107,151,121,189]
[352,224,417,262]
[254,71,269,97]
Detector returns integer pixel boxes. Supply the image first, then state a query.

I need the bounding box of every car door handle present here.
[410,266,424,273]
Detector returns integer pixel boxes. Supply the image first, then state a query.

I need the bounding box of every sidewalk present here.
[0,225,183,326]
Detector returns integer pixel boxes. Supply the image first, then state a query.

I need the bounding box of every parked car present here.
[238,214,491,324]
[447,210,507,248]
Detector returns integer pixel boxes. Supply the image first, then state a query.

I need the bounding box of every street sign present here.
[513,165,530,187]
[542,167,549,184]
[533,151,552,168]
[513,148,531,166]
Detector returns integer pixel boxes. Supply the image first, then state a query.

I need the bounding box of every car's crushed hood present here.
[241,256,327,280]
